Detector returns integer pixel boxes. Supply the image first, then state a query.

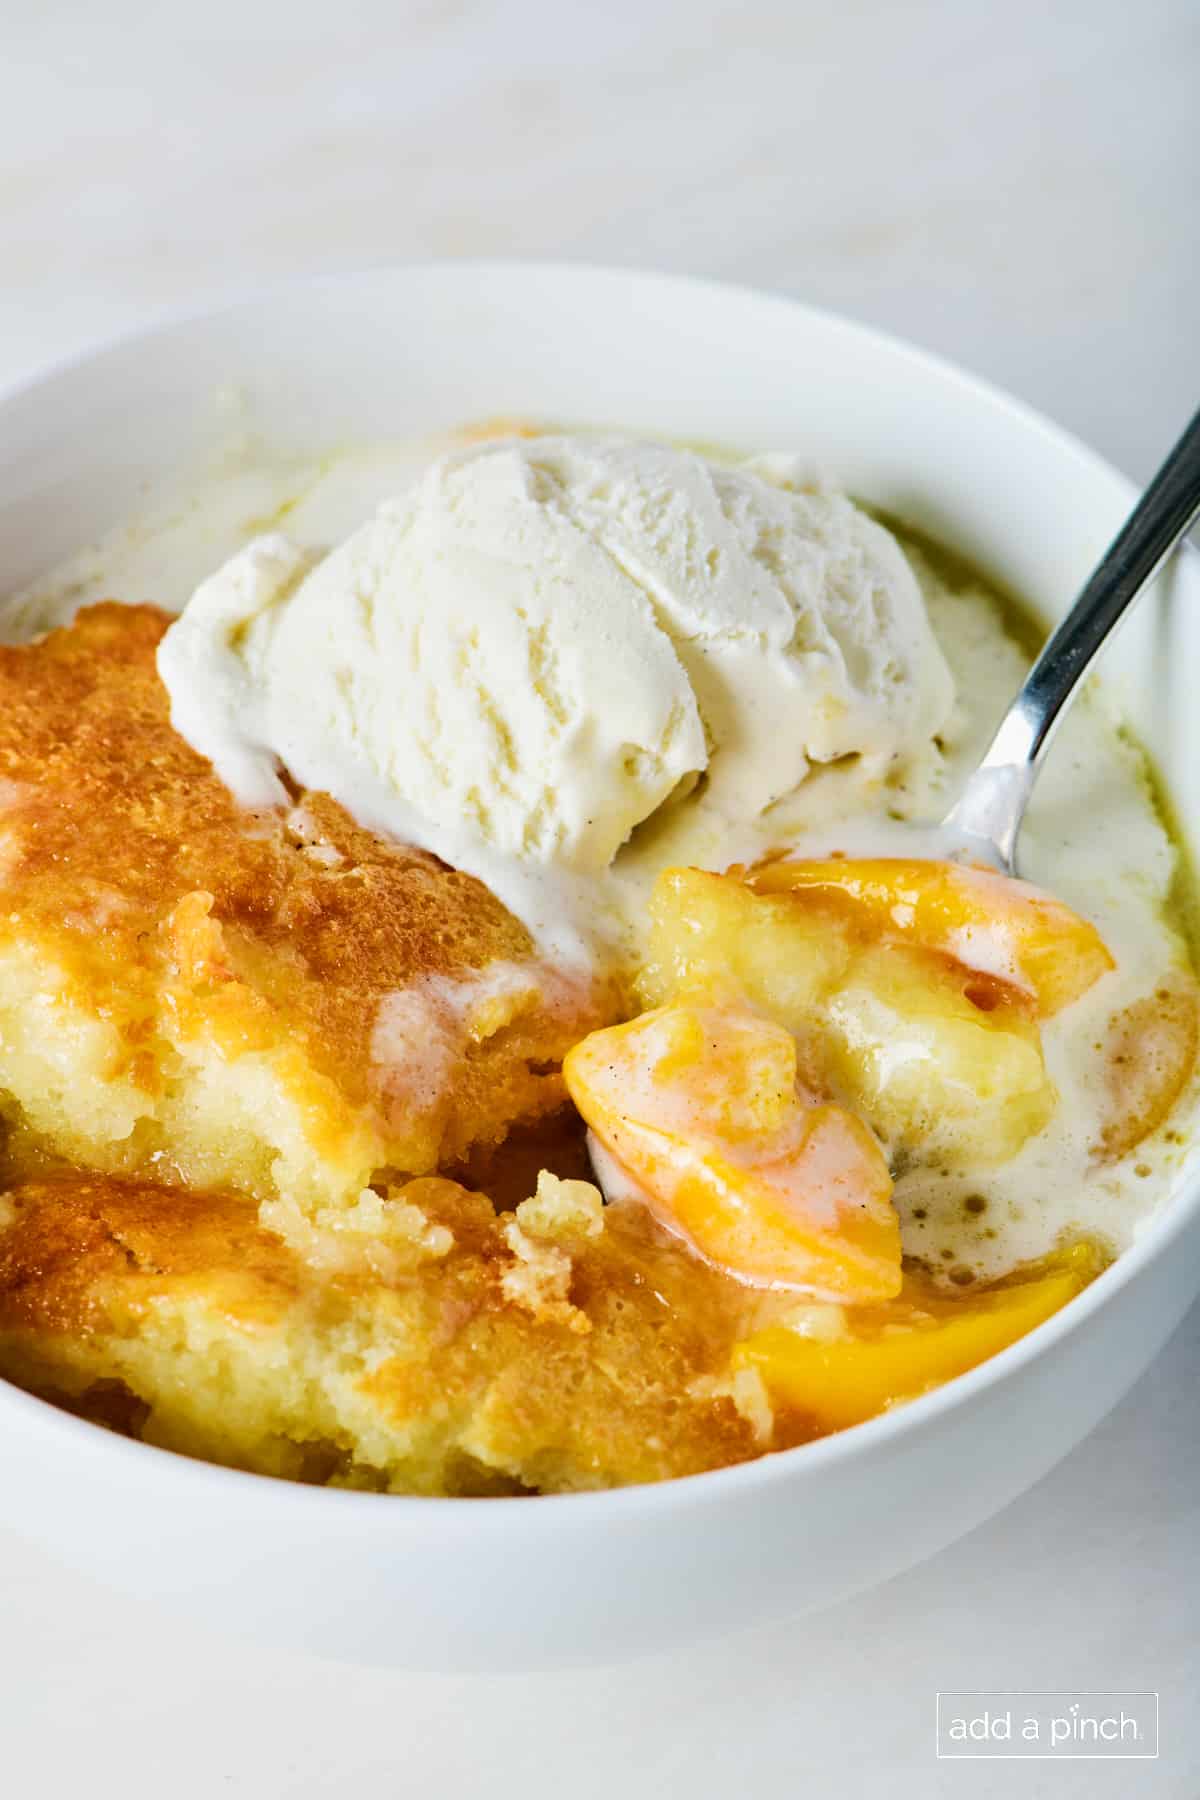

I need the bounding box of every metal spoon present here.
[943,406,1200,874]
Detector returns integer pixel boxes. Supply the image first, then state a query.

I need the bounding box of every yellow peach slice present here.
[735,1242,1101,1430]
[643,866,1057,1165]
[746,858,1113,1015]
[1094,969,1200,1160]
[564,999,901,1301]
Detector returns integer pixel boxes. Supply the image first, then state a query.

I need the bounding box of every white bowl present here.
[1,265,1197,1670]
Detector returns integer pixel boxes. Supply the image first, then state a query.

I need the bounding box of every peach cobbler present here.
[0,430,1194,1494]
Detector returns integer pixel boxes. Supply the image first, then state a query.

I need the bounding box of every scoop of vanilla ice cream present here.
[160,447,707,873]
[520,438,955,816]
[157,436,954,879]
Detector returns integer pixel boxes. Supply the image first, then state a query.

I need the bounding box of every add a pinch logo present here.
[936,1692,1159,1760]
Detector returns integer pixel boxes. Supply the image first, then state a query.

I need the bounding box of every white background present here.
[1,1,1197,1793]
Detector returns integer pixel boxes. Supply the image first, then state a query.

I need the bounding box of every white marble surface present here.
[1,1,1198,1793]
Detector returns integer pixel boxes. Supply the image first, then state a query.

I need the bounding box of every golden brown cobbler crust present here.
[0,602,613,1183]
[0,1170,764,1492]
[0,602,767,1491]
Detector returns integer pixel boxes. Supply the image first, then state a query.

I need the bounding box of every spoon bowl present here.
[944,406,1200,874]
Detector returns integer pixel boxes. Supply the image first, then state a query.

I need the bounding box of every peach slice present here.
[643,866,1058,1165]
[734,1242,1101,1430]
[1094,969,1200,1160]
[563,998,901,1300]
[745,858,1114,1016]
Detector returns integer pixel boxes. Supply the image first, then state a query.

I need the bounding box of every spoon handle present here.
[948,405,1200,867]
